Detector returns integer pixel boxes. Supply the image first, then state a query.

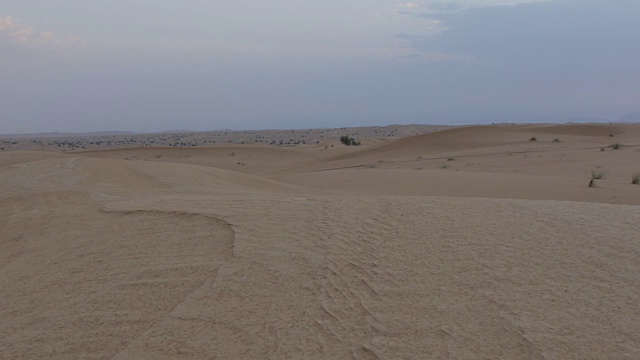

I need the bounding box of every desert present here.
[1,123,639,359]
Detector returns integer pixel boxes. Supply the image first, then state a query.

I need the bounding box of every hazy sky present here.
[1,0,638,133]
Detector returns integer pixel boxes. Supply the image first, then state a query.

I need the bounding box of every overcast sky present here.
[1,0,638,133]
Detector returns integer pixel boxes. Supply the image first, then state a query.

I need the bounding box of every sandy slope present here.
[272,124,640,204]
[1,124,640,359]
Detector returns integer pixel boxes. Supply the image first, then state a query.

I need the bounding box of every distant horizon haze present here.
[2,115,639,137]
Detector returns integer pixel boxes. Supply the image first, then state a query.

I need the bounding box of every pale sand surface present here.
[1,124,639,359]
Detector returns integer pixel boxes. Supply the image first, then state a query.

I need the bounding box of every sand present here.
[1,123,639,359]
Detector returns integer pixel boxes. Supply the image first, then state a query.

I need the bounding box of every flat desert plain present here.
[1,124,639,359]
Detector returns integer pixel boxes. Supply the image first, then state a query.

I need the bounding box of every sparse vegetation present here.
[611,143,621,150]
[552,138,561,143]
[340,135,361,146]
[632,173,640,184]
[529,137,537,141]
[447,157,455,161]
[591,170,604,180]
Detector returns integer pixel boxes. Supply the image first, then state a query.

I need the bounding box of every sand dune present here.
[1,124,639,359]
[271,124,640,204]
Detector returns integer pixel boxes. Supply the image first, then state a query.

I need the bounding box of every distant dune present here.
[1,124,639,359]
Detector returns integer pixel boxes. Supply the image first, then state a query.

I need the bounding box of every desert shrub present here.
[612,143,621,150]
[552,138,561,143]
[632,173,640,184]
[340,135,361,146]
[529,137,537,141]
[591,170,604,180]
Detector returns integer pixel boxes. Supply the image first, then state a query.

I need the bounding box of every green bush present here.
[340,135,361,146]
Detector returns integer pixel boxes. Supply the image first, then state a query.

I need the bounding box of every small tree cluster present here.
[340,135,361,146]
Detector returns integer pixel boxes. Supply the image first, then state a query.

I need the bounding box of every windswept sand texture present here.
[1,124,640,359]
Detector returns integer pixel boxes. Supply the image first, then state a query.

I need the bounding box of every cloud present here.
[410,51,472,62]
[0,13,82,50]
[395,50,472,62]
[394,33,429,40]
[411,0,640,62]
[389,17,449,49]
[389,0,567,62]
[367,44,471,62]
[398,2,421,9]
[397,0,566,15]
